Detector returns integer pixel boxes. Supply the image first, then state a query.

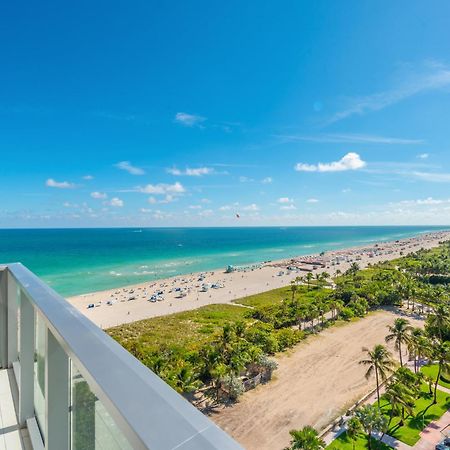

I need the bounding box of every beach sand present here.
[211,308,424,450]
[68,230,449,329]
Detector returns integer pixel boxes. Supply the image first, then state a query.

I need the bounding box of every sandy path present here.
[211,308,424,450]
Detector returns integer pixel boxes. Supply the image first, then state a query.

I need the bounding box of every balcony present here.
[0,263,243,450]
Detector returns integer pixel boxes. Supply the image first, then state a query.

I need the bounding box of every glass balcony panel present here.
[71,363,133,450]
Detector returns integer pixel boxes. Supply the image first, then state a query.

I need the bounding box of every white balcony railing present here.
[0,263,243,450]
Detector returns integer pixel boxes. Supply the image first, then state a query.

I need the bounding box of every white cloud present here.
[139,182,185,195]
[46,178,75,189]
[90,191,107,199]
[417,153,429,159]
[198,209,214,217]
[148,195,175,204]
[115,161,145,175]
[140,208,152,213]
[239,176,254,183]
[342,188,352,193]
[201,198,211,204]
[106,197,124,207]
[307,198,319,203]
[410,171,450,183]
[277,133,424,145]
[189,205,202,210]
[328,61,450,123]
[262,177,273,184]
[167,167,214,176]
[219,205,231,211]
[174,112,206,127]
[242,203,260,211]
[280,204,297,210]
[397,197,450,206]
[278,197,294,204]
[83,175,94,180]
[295,152,366,173]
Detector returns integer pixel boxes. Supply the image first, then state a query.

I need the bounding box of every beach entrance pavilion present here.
[0,263,242,450]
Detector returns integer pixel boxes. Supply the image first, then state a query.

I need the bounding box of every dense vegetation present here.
[109,241,450,410]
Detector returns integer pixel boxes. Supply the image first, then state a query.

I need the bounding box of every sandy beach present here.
[211,308,425,450]
[68,230,450,329]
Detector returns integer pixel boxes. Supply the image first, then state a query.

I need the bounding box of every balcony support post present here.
[45,330,70,450]
[0,269,7,368]
[19,291,35,426]
[7,271,19,366]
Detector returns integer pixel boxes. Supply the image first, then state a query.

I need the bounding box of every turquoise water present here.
[0,226,446,297]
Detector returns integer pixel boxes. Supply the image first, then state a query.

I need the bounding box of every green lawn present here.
[379,383,450,446]
[327,431,391,450]
[107,303,249,353]
[232,284,326,308]
[421,364,450,389]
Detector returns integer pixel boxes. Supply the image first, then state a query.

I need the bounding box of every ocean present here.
[0,226,446,297]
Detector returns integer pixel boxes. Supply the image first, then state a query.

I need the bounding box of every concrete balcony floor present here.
[0,370,32,450]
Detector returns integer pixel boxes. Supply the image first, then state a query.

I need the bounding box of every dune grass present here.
[232,284,326,308]
[107,303,250,353]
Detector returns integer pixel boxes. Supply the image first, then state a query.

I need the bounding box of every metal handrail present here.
[5,263,243,450]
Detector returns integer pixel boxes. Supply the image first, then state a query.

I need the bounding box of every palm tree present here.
[359,345,395,407]
[431,341,450,404]
[287,426,325,450]
[407,329,430,373]
[385,318,413,367]
[306,272,314,290]
[170,363,201,394]
[346,417,363,450]
[290,281,298,301]
[384,381,415,428]
[427,304,450,341]
[355,405,388,450]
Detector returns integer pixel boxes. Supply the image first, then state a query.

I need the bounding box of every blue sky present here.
[1,1,450,227]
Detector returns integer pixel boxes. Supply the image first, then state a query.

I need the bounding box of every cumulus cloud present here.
[278,197,294,204]
[397,197,450,206]
[139,182,185,195]
[174,112,206,127]
[148,194,175,204]
[114,161,145,175]
[46,178,75,189]
[83,175,94,180]
[167,167,214,176]
[106,197,124,207]
[90,191,107,199]
[417,153,430,159]
[307,198,319,203]
[262,177,273,184]
[295,152,366,173]
[280,204,297,210]
[242,204,260,211]
[198,209,214,217]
